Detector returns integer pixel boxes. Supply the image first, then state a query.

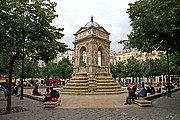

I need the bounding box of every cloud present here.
[52,0,136,52]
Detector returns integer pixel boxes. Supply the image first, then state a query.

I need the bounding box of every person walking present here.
[3,81,8,100]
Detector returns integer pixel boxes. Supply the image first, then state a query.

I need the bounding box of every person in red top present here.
[162,80,166,86]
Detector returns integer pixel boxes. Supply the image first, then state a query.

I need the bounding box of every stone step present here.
[62,89,89,92]
[69,80,88,83]
[134,99,152,107]
[71,77,88,80]
[97,83,119,86]
[66,83,89,86]
[95,89,122,92]
[96,86,121,89]
[44,99,61,108]
[96,77,113,80]
[72,73,87,77]
[96,72,111,75]
[97,80,116,83]
[96,73,112,77]
[63,86,88,89]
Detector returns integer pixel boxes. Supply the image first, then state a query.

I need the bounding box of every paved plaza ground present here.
[0,88,180,120]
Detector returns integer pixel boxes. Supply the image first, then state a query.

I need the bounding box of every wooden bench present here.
[43,99,61,108]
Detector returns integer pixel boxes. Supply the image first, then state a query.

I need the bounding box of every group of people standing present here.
[124,83,156,105]
[2,81,22,100]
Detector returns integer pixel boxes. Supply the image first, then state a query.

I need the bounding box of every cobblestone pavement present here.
[0,90,180,120]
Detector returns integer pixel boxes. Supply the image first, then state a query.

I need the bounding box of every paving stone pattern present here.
[0,90,180,120]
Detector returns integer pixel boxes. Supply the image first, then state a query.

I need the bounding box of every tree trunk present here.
[139,76,141,84]
[132,77,134,84]
[166,50,171,97]
[7,59,15,112]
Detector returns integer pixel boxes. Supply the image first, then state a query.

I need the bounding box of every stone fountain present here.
[63,17,121,93]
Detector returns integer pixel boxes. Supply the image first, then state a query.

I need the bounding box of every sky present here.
[52,0,136,52]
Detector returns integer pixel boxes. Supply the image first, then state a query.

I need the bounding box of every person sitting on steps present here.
[49,87,60,102]
[32,86,42,96]
[124,87,136,105]
[43,87,51,102]
[136,84,147,97]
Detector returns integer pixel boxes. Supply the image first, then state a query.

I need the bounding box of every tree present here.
[0,0,67,112]
[169,53,180,76]
[22,58,41,78]
[110,63,116,78]
[0,53,9,75]
[144,58,163,83]
[127,0,180,53]
[110,62,125,78]
[57,57,73,80]
[124,57,142,83]
[127,0,180,97]
[115,62,125,78]
[42,61,57,79]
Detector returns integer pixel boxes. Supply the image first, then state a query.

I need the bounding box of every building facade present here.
[38,49,74,67]
[116,48,161,65]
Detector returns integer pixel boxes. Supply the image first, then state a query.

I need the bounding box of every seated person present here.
[50,87,59,100]
[124,87,136,105]
[149,85,155,94]
[132,84,137,92]
[43,87,51,102]
[145,86,151,96]
[136,85,147,97]
[32,86,42,96]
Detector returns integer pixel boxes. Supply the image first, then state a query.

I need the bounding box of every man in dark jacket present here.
[50,87,59,99]
[124,87,136,104]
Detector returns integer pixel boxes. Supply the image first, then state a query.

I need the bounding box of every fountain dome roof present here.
[84,16,101,27]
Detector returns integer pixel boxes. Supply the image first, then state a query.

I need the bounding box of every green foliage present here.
[110,63,116,77]
[110,53,180,80]
[111,62,126,78]
[0,0,67,62]
[169,53,180,75]
[23,58,41,78]
[0,53,9,75]
[127,0,180,53]
[115,62,125,78]
[42,61,57,79]
[124,57,142,77]
[57,57,73,80]
[143,58,166,77]
[0,0,67,111]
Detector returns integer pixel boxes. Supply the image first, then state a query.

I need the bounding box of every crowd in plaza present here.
[1,78,179,106]
[124,80,179,105]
